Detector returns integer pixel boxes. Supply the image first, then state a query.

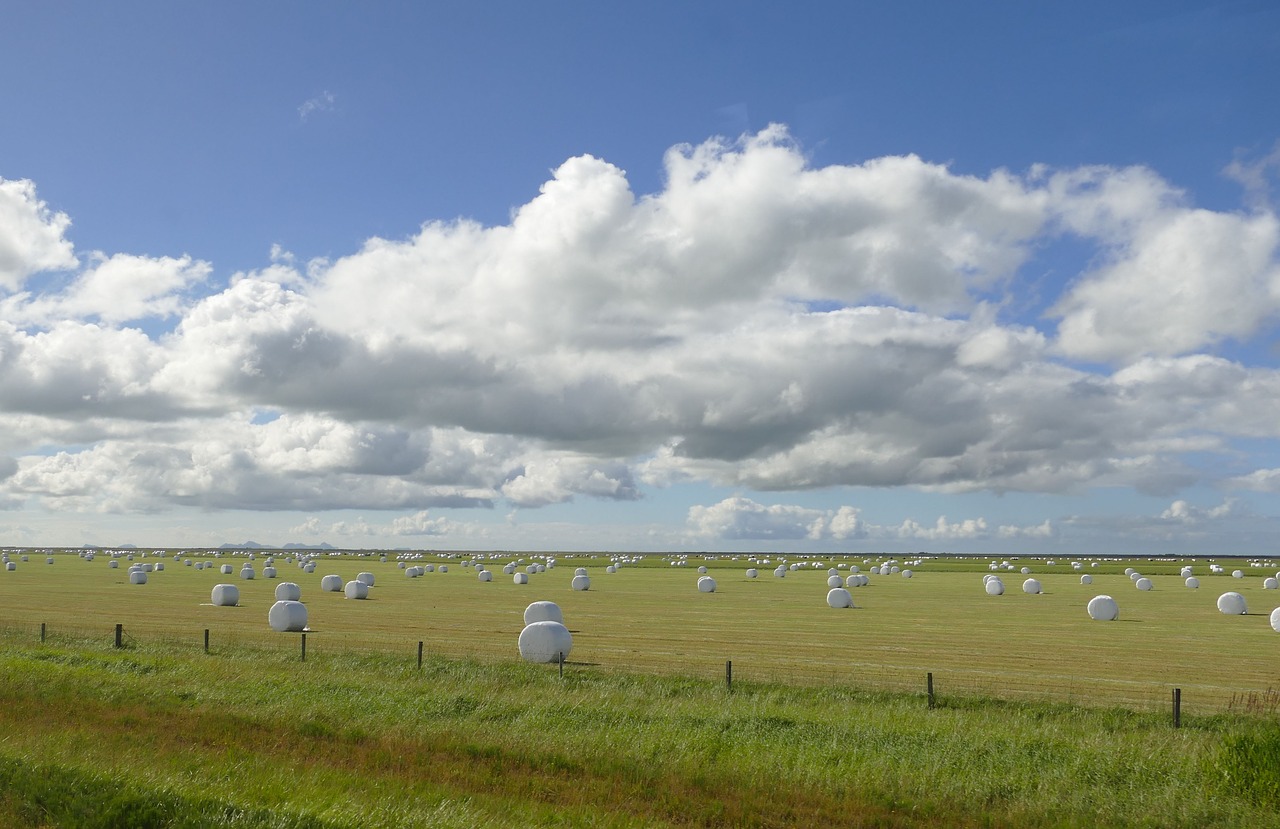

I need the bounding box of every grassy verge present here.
[0,634,1276,828]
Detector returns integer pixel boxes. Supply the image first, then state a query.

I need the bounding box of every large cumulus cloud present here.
[2,126,1280,534]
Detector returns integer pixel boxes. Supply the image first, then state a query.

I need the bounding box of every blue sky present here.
[2,1,1279,554]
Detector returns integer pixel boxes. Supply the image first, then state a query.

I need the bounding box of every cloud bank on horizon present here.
[2,125,1279,552]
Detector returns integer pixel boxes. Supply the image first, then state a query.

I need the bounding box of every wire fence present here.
[2,616,1264,723]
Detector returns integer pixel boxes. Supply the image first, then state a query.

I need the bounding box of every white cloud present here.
[0,178,77,291]
[297,90,335,120]
[896,516,989,540]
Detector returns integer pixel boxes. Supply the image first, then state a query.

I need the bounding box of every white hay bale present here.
[1217,591,1248,615]
[240,566,255,580]
[220,564,233,575]
[108,560,119,569]
[774,566,786,578]
[321,574,343,592]
[357,572,375,586]
[424,564,436,573]
[1128,572,1142,582]
[1124,567,1136,577]
[4,562,13,571]
[1135,577,1153,591]
[1271,607,1280,633]
[605,565,616,574]
[274,582,301,602]
[1185,577,1200,589]
[523,601,563,625]
[1022,578,1042,594]
[826,587,853,608]
[1087,595,1119,621]
[901,570,913,579]
[514,572,529,585]
[827,575,844,588]
[746,568,758,578]
[262,566,277,578]
[439,565,448,573]
[985,578,1004,596]
[697,565,708,574]
[1233,570,1245,579]
[129,570,148,585]
[344,580,369,600]
[478,569,493,582]
[697,576,717,593]
[518,620,572,663]
[503,564,515,575]
[406,567,419,578]
[571,575,591,591]
[1020,567,1031,575]
[303,563,316,574]
[1265,577,1279,590]
[574,567,588,577]
[398,561,407,569]
[1180,566,1193,577]
[210,584,240,606]
[1080,574,1093,585]
[268,600,308,632]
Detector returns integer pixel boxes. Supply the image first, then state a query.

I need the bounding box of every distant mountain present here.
[217,541,336,550]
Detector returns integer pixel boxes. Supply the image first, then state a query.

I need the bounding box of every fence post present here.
[40,623,46,643]
[301,632,307,662]
[204,629,210,653]
[1173,687,1181,728]
[558,650,564,678]
[726,659,733,692]
[417,640,424,669]
[928,672,936,709]
[114,623,123,649]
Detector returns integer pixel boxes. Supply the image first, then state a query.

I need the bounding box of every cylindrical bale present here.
[210,584,240,606]
[902,570,913,579]
[1233,570,1245,579]
[108,560,119,569]
[275,582,302,602]
[320,574,343,592]
[262,566,277,579]
[697,565,708,574]
[697,576,717,593]
[477,569,493,582]
[1185,577,1200,589]
[141,563,153,572]
[1080,574,1093,585]
[827,575,843,588]
[1135,577,1153,591]
[220,564,233,575]
[571,575,590,591]
[1271,607,1280,633]
[745,568,758,578]
[268,600,308,632]
[1023,578,1042,594]
[344,580,369,600]
[1021,567,1031,575]
[357,572,375,586]
[240,567,255,580]
[303,563,316,574]
[1265,577,1279,590]
[575,567,589,577]
[985,578,1004,596]
[406,568,419,578]
[1087,595,1119,621]
[513,572,529,585]
[826,587,854,608]
[518,620,573,663]
[523,601,563,626]
[503,564,515,575]
[1180,566,1193,577]
[439,565,448,573]
[4,562,14,571]
[774,567,786,578]
[1217,592,1248,615]
[605,565,616,574]
[129,570,148,585]
[398,561,407,569]
[424,564,436,573]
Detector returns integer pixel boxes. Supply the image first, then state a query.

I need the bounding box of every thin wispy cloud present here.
[297,90,335,121]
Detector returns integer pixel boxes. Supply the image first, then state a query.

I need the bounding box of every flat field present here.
[2,550,1279,713]
[3,550,1280,828]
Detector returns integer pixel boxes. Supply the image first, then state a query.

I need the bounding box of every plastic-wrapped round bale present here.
[524,601,563,625]
[268,600,308,632]
[571,575,590,591]
[1080,574,1093,585]
[1185,577,1200,589]
[697,576,716,593]
[1271,607,1280,633]
[478,570,493,582]
[826,587,853,608]
[827,575,843,588]
[320,574,343,592]
[1135,577,1153,591]
[211,584,240,606]
[513,572,529,585]
[1217,592,1247,615]
[1087,595,1119,621]
[275,582,302,602]
[344,580,369,600]
[745,568,758,578]
[129,570,148,585]
[1023,578,1042,594]
[518,620,572,663]
[357,572,375,586]
[985,578,1005,596]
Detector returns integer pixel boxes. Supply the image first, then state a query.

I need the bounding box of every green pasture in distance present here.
[2,549,1279,713]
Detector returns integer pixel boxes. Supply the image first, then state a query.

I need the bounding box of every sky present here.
[1,1,1279,555]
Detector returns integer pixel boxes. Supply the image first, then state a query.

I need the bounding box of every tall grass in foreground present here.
[0,633,1277,828]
